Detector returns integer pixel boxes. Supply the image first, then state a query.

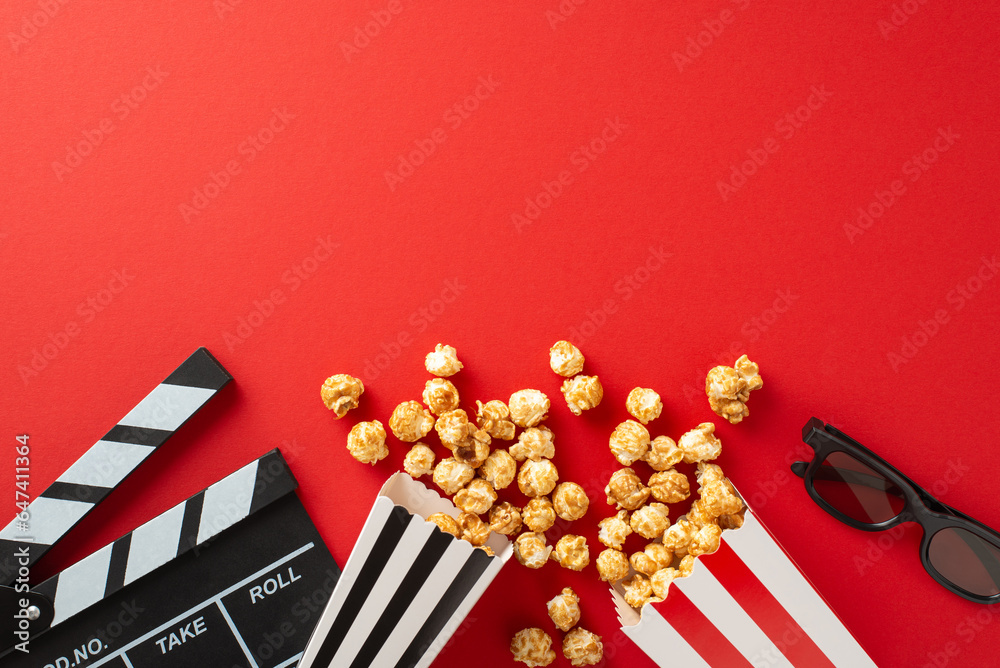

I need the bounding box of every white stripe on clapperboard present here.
[87,542,315,668]
[123,503,187,587]
[674,559,793,668]
[57,441,156,489]
[329,514,435,666]
[118,383,216,432]
[0,496,92,545]
[725,512,878,668]
[367,541,469,667]
[411,549,503,668]
[615,590,709,668]
[51,543,116,625]
[197,460,257,544]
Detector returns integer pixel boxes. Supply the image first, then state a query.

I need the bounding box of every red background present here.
[2,1,999,666]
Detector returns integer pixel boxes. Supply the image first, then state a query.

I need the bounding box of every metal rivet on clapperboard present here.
[26,606,40,621]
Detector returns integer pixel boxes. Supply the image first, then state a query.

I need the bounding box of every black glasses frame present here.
[792,417,1000,604]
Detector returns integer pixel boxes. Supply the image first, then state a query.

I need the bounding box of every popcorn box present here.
[614,500,877,667]
[298,472,513,668]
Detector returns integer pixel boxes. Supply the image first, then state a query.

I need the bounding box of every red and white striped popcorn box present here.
[614,499,877,667]
[298,472,513,668]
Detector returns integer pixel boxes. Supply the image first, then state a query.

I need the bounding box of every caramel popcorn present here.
[489,502,522,535]
[688,523,722,557]
[605,468,650,511]
[718,508,746,531]
[629,550,659,578]
[454,429,490,467]
[518,459,559,498]
[553,482,590,521]
[435,409,476,450]
[562,627,603,666]
[648,468,691,504]
[422,378,460,415]
[427,512,460,537]
[458,511,491,546]
[696,461,726,487]
[476,399,516,440]
[432,457,475,495]
[480,449,517,490]
[510,426,555,462]
[509,389,550,428]
[523,496,557,533]
[454,478,497,515]
[706,354,762,424]
[551,535,590,571]
[644,542,674,570]
[388,400,435,442]
[403,443,436,478]
[609,419,650,466]
[644,435,683,471]
[626,387,662,424]
[549,340,585,377]
[547,587,581,632]
[684,498,716,529]
[678,554,695,577]
[678,422,722,464]
[346,420,387,464]
[662,518,697,557]
[597,510,633,549]
[514,532,552,569]
[425,343,463,377]
[650,567,679,599]
[700,478,744,517]
[621,573,653,609]
[511,628,556,667]
[561,375,604,416]
[596,547,630,583]
[320,374,364,418]
[630,503,670,540]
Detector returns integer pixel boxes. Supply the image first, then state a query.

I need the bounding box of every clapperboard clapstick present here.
[298,472,513,668]
[0,348,340,668]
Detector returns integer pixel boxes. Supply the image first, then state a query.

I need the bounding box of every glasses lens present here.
[928,527,1000,598]
[812,451,906,524]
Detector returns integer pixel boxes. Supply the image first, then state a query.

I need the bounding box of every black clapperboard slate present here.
[0,349,340,668]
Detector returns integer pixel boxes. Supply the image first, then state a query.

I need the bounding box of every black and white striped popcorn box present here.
[298,472,513,668]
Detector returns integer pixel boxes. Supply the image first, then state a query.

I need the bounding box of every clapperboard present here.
[0,348,339,668]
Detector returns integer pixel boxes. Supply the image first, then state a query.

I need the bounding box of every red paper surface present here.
[2,1,999,666]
